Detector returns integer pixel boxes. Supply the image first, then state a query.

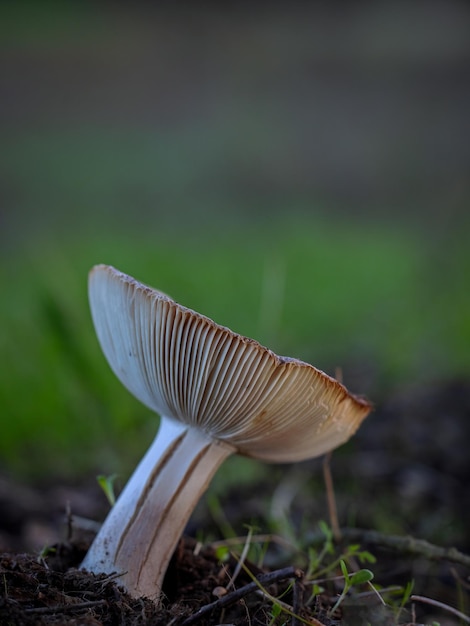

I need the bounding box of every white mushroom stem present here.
[81,416,235,600]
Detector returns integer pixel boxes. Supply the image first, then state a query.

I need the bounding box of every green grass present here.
[1,214,469,480]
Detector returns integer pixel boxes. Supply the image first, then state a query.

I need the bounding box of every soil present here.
[1,379,469,625]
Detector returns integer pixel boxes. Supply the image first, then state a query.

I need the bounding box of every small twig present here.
[450,566,470,591]
[181,566,302,625]
[226,526,253,590]
[322,452,341,542]
[292,577,302,626]
[354,584,402,599]
[65,501,73,541]
[253,583,326,626]
[24,599,106,615]
[411,594,470,624]
[304,574,348,588]
[307,527,470,568]
[210,533,297,552]
[254,588,294,612]
[365,580,386,606]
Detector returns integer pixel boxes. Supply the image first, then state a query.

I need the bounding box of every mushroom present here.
[81,264,371,599]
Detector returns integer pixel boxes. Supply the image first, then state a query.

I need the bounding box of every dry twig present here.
[322,452,341,542]
[307,527,470,568]
[411,594,470,624]
[181,566,303,625]
[24,600,106,615]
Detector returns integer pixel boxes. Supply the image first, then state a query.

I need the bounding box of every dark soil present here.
[1,380,469,625]
[0,538,279,626]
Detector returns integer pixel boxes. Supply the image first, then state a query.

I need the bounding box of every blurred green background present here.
[1,2,469,481]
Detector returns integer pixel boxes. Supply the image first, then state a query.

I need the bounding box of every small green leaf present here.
[349,569,374,586]
[347,543,361,553]
[357,550,377,564]
[97,473,118,507]
[38,545,56,558]
[340,559,349,580]
[215,545,230,561]
[318,520,333,541]
[400,580,414,607]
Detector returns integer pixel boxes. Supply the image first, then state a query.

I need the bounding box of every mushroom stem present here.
[81,417,235,599]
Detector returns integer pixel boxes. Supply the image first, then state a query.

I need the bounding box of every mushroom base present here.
[80,417,235,600]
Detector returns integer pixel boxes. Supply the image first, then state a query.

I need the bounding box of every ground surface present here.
[1,379,469,625]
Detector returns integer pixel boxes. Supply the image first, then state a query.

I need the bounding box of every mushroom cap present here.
[89,265,371,463]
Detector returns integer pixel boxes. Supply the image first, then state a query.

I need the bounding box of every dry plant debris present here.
[1,532,470,625]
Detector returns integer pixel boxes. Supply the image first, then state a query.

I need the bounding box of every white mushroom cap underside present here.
[89,265,371,463]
